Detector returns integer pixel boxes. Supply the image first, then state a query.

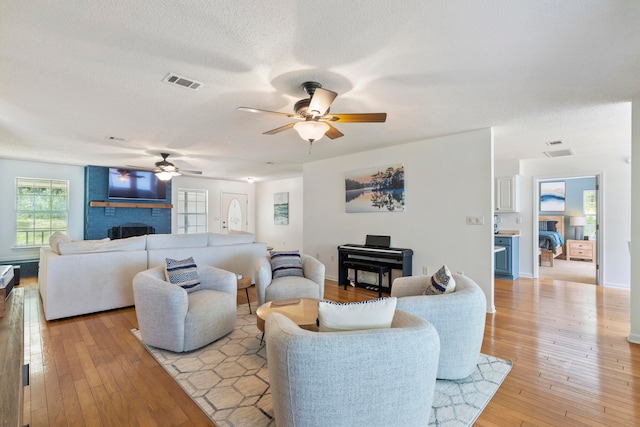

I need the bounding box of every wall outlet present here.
[465,216,485,225]
[422,266,429,275]
[331,255,335,262]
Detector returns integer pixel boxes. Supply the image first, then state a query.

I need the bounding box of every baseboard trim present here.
[628,333,640,344]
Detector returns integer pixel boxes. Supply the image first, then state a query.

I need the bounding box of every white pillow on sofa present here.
[318,297,397,332]
[49,231,71,254]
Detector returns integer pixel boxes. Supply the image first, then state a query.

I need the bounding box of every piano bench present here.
[343,261,391,297]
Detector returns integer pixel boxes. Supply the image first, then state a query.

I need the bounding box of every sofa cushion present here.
[164,257,201,293]
[317,297,397,332]
[207,232,255,246]
[270,250,304,278]
[49,231,71,254]
[57,235,146,255]
[424,265,456,295]
[147,233,208,249]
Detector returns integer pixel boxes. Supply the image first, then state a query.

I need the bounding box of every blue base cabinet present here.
[495,236,519,280]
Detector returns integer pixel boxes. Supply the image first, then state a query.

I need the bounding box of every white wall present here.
[303,128,496,312]
[629,98,640,343]
[254,177,303,251]
[0,159,85,262]
[171,175,256,234]
[516,154,631,288]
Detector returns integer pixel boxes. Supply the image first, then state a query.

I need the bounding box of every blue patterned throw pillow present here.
[165,257,201,293]
[424,265,456,295]
[270,250,304,279]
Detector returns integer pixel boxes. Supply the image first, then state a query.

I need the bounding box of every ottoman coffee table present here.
[256,298,319,343]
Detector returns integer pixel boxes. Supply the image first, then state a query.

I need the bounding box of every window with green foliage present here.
[583,190,597,240]
[16,178,69,246]
[177,188,208,234]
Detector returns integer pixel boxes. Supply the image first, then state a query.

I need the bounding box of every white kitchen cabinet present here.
[495,175,520,213]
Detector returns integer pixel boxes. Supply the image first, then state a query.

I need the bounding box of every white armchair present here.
[133,265,237,352]
[265,309,440,427]
[254,253,325,306]
[391,273,486,380]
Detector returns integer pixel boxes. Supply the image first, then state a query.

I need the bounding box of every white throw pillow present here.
[424,265,456,295]
[317,297,397,332]
[49,231,71,254]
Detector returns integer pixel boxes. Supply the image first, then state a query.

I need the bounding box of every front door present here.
[221,192,248,233]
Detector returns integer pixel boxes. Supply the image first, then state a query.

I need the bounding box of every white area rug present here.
[132,304,511,427]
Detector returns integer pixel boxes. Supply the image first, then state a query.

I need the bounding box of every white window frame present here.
[177,188,208,234]
[15,177,69,247]
[583,189,596,240]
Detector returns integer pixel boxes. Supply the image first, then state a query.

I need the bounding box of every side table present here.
[237,276,253,313]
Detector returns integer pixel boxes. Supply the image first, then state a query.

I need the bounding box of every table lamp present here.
[570,216,587,240]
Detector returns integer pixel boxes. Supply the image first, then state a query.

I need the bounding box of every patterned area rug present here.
[132,304,511,427]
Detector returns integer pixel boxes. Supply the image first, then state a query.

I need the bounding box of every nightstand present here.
[566,239,596,262]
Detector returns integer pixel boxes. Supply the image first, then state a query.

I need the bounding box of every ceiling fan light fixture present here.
[155,171,179,181]
[294,121,329,142]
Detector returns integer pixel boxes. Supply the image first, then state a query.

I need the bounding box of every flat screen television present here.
[108,168,167,200]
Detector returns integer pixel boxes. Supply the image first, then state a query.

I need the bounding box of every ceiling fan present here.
[128,153,203,181]
[238,81,387,148]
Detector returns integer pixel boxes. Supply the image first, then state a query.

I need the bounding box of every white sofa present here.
[38,232,267,320]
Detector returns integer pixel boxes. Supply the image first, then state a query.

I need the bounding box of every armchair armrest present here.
[255,256,273,306]
[391,275,429,297]
[301,254,325,288]
[198,265,237,295]
[133,268,190,352]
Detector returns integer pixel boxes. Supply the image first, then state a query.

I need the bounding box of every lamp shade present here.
[293,121,329,142]
[570,216,587,226]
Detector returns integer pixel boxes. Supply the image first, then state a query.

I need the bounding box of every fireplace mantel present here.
[89,201,173,209]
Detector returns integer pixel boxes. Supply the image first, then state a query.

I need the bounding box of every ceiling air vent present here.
[163,73,203,91]
[543,148,575,158]
[546,140,563,146]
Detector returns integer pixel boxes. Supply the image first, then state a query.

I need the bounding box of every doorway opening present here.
[533,174,602,285]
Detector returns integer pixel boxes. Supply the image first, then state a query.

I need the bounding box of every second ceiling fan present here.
[238,81,387,147]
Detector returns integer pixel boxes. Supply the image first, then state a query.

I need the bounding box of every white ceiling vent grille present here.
[163,73,203,91]
[546,140,563,146]
[544,148,575,158]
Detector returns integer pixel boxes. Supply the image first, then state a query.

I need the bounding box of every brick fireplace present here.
[84,166,171,239]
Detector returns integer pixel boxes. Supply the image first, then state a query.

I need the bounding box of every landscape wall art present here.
[540,181,566,211]
[345,164,405,213]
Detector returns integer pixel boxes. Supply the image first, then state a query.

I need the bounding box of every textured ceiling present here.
[1,1,638,181]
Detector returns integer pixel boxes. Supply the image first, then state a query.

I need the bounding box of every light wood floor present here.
[20,276,640,426]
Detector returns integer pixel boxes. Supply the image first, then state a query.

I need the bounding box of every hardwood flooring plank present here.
[59,373,85,427]
[74,377,104,427]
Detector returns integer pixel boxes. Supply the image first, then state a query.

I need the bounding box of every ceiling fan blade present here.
[263,122,296,135]
[126,165,156,171]
[178,169,203,175]
[308,88,337,117]
[324,113,387,123]
[324,123,344,140]
[237,107,295,118]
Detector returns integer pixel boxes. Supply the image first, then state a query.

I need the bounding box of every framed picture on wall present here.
[540,181,565,211]
[274,192,289,225]
[345,164,405,213]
